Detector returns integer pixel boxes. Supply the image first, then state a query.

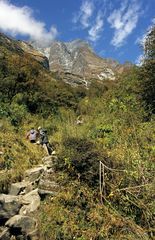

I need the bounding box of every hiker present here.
[37,126,52,155]
[26,128,38,143]
[76,115,83,125]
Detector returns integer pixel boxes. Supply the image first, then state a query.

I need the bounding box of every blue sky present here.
[0,0,154,64]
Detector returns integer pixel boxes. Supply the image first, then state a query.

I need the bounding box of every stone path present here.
[0,155,59,240]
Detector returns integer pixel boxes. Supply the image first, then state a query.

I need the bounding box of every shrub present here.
[55,137,103,187]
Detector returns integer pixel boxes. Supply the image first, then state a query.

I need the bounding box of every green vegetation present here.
[0,27,155,239]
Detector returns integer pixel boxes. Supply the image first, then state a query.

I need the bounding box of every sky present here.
[0,0,154,64]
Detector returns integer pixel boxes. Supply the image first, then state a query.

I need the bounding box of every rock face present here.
[0,32,132,87]
[33,39,129,86]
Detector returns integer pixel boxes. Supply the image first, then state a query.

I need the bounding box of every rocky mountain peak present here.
[31,39,127,87]
[0,32,131,87]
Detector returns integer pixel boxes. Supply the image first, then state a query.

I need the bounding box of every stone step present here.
[9,180,34,196]
[0,194,22,221]
[24,166,45,182]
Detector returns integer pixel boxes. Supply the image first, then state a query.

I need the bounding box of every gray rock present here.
[5,215,38,239]
[42,156,53,161]
[38,179,59,192]
[38,189,56,197]
[0,194,22,220]
[24,166,45,182]
[42,155,57,162]
[43,160,53,168]
[9,181,34,196]
[20,189,40,215]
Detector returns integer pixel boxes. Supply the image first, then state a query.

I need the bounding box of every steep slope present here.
[18,41,49,69]
[33,39,131,86]
[0,33,49,70]
[0,32,87,115]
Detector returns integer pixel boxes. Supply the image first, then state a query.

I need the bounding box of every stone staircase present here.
[0,155,59,240]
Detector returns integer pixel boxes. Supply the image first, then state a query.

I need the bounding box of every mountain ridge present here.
[0,32,132,87]
[31,39,132,87]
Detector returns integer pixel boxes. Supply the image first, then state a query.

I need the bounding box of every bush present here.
[55,137,103,187]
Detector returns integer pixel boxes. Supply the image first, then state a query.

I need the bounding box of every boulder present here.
[5,215,38,239]
[20,189,40,215]
[9,181,34,196]
[43,160,54,168]
[38,179,59,192]
[24,166,45,182]
[38,189,56,198]
[0,194,22,221]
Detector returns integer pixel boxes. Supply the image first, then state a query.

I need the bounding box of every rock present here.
[38,179,59,192]
[0,227,10,240]
[43,160,53,169]
[5,215,38,239]
[42,155,57,162]
[24,166,45,182]
[38,189,56,197]
[42,155,57,168]
[43,155,52,162]
[19,41,49,70]
[20,189,40,215]
[32,39,130,87]
[9,181,34,196]
[0,194,22,221]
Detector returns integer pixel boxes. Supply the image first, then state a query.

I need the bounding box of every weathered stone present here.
[9,181,33,196]
[5,215,38,239]
[38,189,56,197]
[0,194,22,220]
[20,189,40,215]
[24,166,45,182]
[42,156,53,161]
[43,160,53,168]
[42,155,57,163]
[38,179,59,192]
[31,39,132,87]
[0,227,10,240]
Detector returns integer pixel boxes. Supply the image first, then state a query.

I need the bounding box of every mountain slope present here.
[33,39,131,86]
[0,32,88,115]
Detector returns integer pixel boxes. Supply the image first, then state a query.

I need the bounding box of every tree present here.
[139,25,155,113]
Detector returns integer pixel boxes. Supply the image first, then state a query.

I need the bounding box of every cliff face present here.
[0,32,132,87]
[33,39,130,86]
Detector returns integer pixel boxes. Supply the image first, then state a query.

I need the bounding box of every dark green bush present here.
[55,137,105,187]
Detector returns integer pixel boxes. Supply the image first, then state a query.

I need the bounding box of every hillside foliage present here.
[0,27,155,240]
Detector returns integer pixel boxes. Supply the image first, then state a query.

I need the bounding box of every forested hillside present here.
[0,26,155,240]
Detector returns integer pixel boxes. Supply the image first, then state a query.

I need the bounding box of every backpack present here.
[40,129,49,144]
